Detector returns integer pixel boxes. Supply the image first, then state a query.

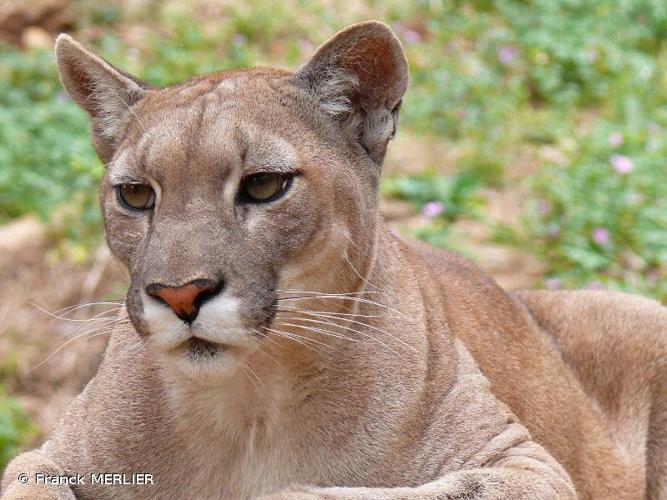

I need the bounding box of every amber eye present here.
[240,173,291,203]
[116,184,155,210]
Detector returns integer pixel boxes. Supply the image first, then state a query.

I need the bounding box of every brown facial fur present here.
[2,21,667,500]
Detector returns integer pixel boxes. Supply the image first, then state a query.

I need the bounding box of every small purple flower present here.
[544,278,561,290]
[585,48,598,63]
[422,201,445,218]
[592,227,610,245]
[298,39,314,54]
[537,199,551,216]
[402,29,422,44]
[392,22,423,44]
[608,133,623,147]
[231,34,247,45]
[546,223,560,238]
[498,45,518,65]
[585,281,606,290]
[610,154,634,174]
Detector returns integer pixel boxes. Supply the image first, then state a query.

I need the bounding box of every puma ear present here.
[294,21,409,163]
[55,34,148,162]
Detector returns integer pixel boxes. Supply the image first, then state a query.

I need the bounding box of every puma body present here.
[2,21,666,500]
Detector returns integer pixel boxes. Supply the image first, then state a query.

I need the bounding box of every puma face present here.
[110,114,321,379]
[55,22,408,380]
[102,87,368,381]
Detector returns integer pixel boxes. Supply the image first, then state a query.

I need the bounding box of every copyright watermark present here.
[16,472,154,486]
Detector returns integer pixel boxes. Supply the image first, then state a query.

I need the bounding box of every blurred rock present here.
[0,216,46,267]
[22,26,52,49]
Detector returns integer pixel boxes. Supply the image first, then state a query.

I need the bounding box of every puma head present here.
[55,21,409,380]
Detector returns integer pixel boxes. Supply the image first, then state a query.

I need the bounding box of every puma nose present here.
[145,279,221,323]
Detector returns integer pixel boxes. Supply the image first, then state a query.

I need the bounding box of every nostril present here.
[145,278,223,323]
[193,279,223,309]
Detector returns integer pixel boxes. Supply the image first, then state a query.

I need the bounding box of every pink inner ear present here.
[340,36,401,108]
[67,61,97,108]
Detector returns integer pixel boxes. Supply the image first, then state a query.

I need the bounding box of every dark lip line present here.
[165,335,225,354]
[187,335,224,346]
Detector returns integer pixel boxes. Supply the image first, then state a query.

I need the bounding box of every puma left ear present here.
[294,21,409,163]
[55,34,149,163]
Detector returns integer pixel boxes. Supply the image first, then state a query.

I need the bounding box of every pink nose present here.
[145,279,220,323]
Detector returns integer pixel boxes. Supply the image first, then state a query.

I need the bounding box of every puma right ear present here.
[294,21,409,164]
[55,34,148,163]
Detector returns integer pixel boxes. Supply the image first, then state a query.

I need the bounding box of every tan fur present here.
[2,21,666,500]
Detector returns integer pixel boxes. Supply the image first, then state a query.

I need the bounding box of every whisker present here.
[276,317,403,357]
[279,311,416,354]
[276,305,382,319]
[277,294,411,321]
[272,320,356,342]
[238,362,262,393]
[257,345,283,368]
[239,360,264,393]
[261,326,337,355]
[276,289,383,297]
[27,317,128,372]
[342,251,399,301]
[29,302,123,323]
[273,321,370,354]
[249,327,283,350]
[52,301,123,318]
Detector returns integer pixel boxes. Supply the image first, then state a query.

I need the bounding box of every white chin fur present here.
[141,292,260,378]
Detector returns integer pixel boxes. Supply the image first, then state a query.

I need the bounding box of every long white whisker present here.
[52,301,123,317]
[240,360,264,391]
[262,326,337,354]
[238,362,262,393]
[29,302,122,323]
[280,312,416,354]
[276,305,382,319]
[257,345,282,367]
[273,320,356,342]
[342,251,398,300]
[27,317,128,372]
[277,317,403,357]
[277,294,411,321]
[276,289,383,297]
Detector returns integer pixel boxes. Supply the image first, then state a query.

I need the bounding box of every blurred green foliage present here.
[0,386,37,470]
[387,0,667,301]
[526,116,667,298]
[383,171,483,221]
[0,47,101,223]
[0,0,665,303]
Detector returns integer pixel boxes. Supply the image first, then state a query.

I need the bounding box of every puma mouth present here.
[183,337,223,359]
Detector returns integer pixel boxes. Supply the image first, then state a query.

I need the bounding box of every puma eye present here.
[116,184,155,210]
[240,173,292,203]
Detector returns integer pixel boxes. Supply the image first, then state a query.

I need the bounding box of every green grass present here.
[0,0,665,301]
[0,387,37,471]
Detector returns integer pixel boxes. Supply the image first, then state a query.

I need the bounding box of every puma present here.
[2,21,666,500]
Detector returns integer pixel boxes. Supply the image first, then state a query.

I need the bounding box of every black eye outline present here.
[238,172,295,204]
[116,184,156,211]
